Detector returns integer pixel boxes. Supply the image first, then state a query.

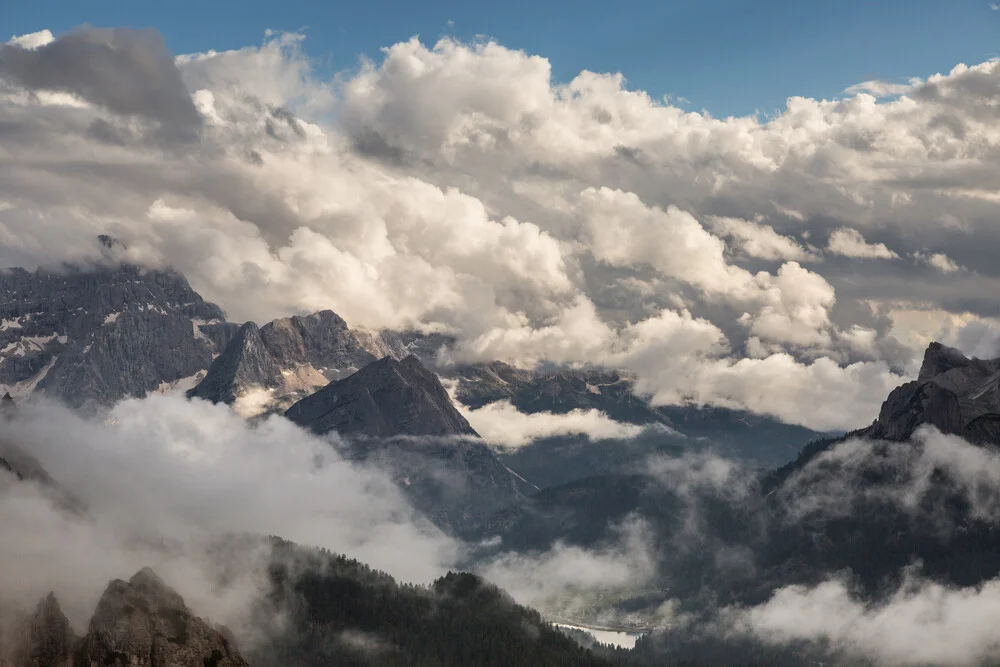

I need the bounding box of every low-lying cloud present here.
[726,572,1000,666]
[0,395,458,628]
[457,398,648,448]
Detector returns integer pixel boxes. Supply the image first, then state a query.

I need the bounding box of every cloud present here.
[16,27,1000,428]
[843,79,920,97]
[456,398,647,448]
[916,251,961,273]
[727,572,1000,666]
[826,227,900,259]
[0,27,201,140]
[6,30,54,50]
[777,427,1000,525]
[480,516,658,620]
[0,395,459,629]
[708,216,820,262]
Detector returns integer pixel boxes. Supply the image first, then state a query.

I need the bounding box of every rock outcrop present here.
[285,355,478,438]
[73,568,247,667]
[865,342,1000,444]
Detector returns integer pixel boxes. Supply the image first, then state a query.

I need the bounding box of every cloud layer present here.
[4,27,1000,428]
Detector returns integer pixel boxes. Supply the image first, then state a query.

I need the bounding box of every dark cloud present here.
[352,129,414,166]
[0,27,201,141]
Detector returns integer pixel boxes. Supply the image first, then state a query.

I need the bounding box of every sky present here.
[3,9,1000,432]
[3,0,999,118]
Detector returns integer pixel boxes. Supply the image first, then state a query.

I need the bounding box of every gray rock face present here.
[187,322,282,404]
[868,380,964,440]
[865,341,1000,443]
[73,568,247,667]
[0,262,227,409]
[285,356,478,438]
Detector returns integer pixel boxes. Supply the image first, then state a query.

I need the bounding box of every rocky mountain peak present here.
[285,355,479,437]
[918,341,971,380]
[75,567,247,667]
[866,341,1000,444]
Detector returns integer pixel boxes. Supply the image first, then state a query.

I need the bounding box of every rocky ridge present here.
[0,259,229,410]
[188,310,413,412]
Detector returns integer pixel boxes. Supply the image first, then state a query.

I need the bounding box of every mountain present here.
[481,474,664,552]
[73,567,248,667]
[286,356,478,438]
[259,310,386,373]
[0,259,229,409]
[285,356,537,533]
[863,341,1000,444]
[474,471,756,608]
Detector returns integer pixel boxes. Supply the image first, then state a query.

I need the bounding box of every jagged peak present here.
[918,341,971,380]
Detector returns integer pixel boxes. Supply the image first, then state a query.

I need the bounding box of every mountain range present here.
[11,252,1000,665]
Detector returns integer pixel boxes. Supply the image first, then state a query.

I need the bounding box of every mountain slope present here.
[285,356,535,532]
[286,356,478,438]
